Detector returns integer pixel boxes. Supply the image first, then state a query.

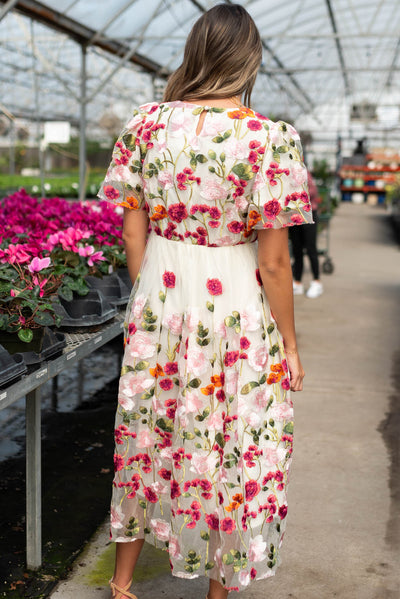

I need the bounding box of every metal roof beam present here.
[324,0,351,96]
[0,0,18,21]
[0,0,165,74]
[385,36,400,89]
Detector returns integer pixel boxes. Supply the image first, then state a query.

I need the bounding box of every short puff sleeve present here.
[247,121,313,230]
[97,108,148,210]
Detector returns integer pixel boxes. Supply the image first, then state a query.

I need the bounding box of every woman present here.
[290,171,323,298]
[98,4,312,598]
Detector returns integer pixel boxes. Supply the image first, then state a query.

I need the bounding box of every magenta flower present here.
[224,350,239,368]
[263,199,282,220]
[103,185,120,200]
[167,202,188,223]
[162,271,176,288]
[28,257,51,273]
[220,517,236,534]
[245,479,261,501]
[206,278,223,296]
[247,120,262,131]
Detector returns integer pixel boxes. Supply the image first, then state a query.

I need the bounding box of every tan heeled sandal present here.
[109,578,137,599]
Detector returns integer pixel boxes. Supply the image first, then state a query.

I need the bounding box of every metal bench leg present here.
[26,388,42,569]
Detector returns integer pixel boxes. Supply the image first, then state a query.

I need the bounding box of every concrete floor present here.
[50,203,400,599]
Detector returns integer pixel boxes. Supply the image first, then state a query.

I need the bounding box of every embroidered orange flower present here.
[267,372,279,385]
[227,107,255,120]
[225,493,244,512]
[271,363,284,375]
[150,205,168,221]
[210,374,223,387]
[149,363,165,378]
[119,196,140,210]
[248,209,261,229]
[201,384,215,396]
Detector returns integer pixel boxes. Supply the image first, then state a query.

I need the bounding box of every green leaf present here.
[122,133,136,150]
[283,422,294,434]
[277,145,290,153]
[135,360,149,371]
[142,324,157,332]
[223,129,232,139]
[192,107,204,115]
[215,432,225,448]
[121,365,135,376]
[224,315,236,327]
[272,151,281,163]
[211,107,224,113]
[188,378,201,388]
[205,561,215,570]
[138,499,147,509]
[190,158,197,170]
[194,428,202,437]
[200,531,210,541]
[18,328,33,343]
[259,373,267,385]
[269,343,280,356]
[240,381,260,395]
[33,312,54,326]
[208,150,217,160]
[196,154,208,163]
[206,301,214,312]
[156,418,174,432]
[208,166,216,173]
[267,323,275,334]
[159,291,166,303]
[222,553,234,565]
[220,152,225,163]
[232,163,254,181]
[212,135,224,143]
[182,431,195,440]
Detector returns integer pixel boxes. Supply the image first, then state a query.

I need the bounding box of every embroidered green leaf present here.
[142,324,157,332]
[120,365,134,376]
[190,158,197,170]
[206,301,214,312]
[259,373,267,385]
[182,431,195,440]
[232,163,254,181]
[192,107,204,115]
[122,133,136,150]
[155,418,174,432]
[212,135,224,143]
[205,561,215,570]
[211,107,224,113]
[196,154,208,163]
[200,531,210,541]
[267,323,275,334]
[194,428,202,437]
[159,291,166,303]
[208,150,217,160]
[241,381,260,395]
[269,343,280,356]
[188,378,201,388]
[215,432,225,448]
[272,151,281,163]
[135,360,149,371]
[220,152,226,162]
[138,499,146,509]
[223,129,232,139]
[224,315,236,327]
[222,553,234,565]
[277,145,290,153]
[283,422,294,434]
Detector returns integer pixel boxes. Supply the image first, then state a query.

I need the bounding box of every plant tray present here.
[54,288,118,328]
[0,346,27,387]
[86,272,131,306]
[14,328,67,367]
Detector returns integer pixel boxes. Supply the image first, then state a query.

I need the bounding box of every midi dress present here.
[98,100,312,592]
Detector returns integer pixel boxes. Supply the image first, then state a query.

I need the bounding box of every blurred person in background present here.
[290,171,323,298]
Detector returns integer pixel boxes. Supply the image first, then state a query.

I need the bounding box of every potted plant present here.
[0,256,62,354]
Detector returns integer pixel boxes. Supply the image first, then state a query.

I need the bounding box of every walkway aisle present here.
[51,204,400,599]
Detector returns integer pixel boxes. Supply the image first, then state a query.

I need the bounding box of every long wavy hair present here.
[163,4,262,107]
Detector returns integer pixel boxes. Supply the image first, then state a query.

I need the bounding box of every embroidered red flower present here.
[162,271,176,288]
[206,278,223,295]
[224,351,240,367]
[143,486,158,503]
[103,185,120,200]
[113,454,124,471]
[245,479,261,501]
[247,119,262,131]
[168,202,188,223]
[220,517,236,534]
[205,513,219,530]
[263,199,282,220]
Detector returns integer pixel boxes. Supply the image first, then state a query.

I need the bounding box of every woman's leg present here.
[289,225,304,282]
[303,212,320,280]
[111,539,144,596]
[207,578,229,599]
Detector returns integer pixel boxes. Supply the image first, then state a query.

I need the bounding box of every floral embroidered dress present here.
[98,100,312,591]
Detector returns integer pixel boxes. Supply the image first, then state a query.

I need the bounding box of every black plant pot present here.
[0,345,27,387]
[86,272,131,306]
[54,288,117,327]
[13,328,67,367]
[0,328,45,355]
[116,268,133,292]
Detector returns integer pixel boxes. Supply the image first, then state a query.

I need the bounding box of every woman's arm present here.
[122,207,149,284]
[257,228,305,392]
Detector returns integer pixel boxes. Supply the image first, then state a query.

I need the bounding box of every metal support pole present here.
[77,359,85,406]
[79,45,87,202]
[51,375,58,411]
[26,388,42,569]
[30,19,45,197]
[9,118,15,176]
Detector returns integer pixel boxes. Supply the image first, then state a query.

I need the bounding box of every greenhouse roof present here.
[1,0,400,138]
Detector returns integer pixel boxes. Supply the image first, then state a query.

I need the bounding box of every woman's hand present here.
[286,352,305,392]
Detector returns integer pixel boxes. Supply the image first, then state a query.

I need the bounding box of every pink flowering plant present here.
[0,256,62,342]
[0,189,125,341]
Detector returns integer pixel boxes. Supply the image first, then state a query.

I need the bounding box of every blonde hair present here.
[163,4,262,107]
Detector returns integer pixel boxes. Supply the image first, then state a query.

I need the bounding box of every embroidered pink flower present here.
[159,378,173,391]
[247,120,262,131]
[207,412,224,430]
[263,199,282,220]
[206,278,223,295]
[162,271,176,288]
[158,170,174,189]
[129,331,156,359]
[200,180,228,202]
[255,389,269,409]
[291,163,307,186]
[241,305,261,331]
[205,513,219,531]
[150,518,170,541]
[185,390,203,413]
[248,345,268,372]
[137,430,154,448]
[168,534,182,559]
[190,452,215,474]
[239,571,250,587]
[291,213,304,224]
[186,347,208,376]
[109,165,131,182]
[132,294,146,318]
[110,505,124,529]
[164,361,178,375]
[225,370,239,394]
[162,313,183,336]
[227,220,244,234]
[224,138,247,160]
[248,535,267,562]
